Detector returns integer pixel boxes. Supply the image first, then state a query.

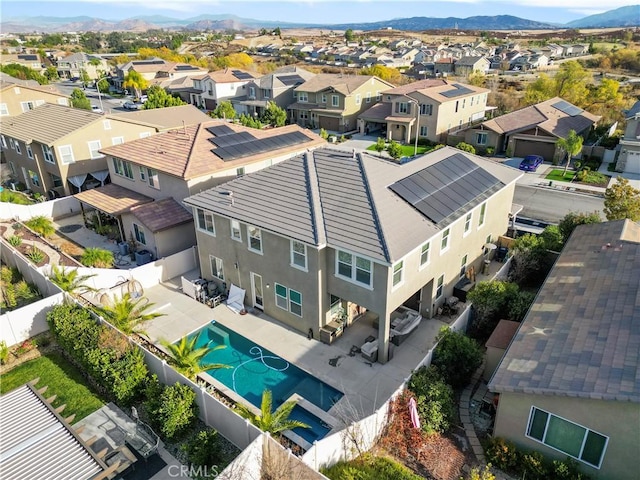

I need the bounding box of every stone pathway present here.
[459,360,486,465]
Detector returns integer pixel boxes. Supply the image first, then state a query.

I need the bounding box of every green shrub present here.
[24,216,55,237]
[81,248,114,268]
[484,437,519,471]
[0,190,34,205]
[144,376,198,439]
[387,140,402,160]
[407,365,456,434]
[8,235,22,247]
[322,453,423,480]
[486,146,495,155]
[319,128,328,139]
[181,429,224,468]
[0,340,8,365]
[455,142,476,154]
[467,464,496,480]
[26,247,45,264]
[339,134,346,143]
[432,327,483,389]
[521,451,548,480]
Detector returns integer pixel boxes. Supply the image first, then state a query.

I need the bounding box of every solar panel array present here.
[389,153,503,226]
[175,65,199,71]
[209,130,311,161]
[133,60,164,65]
[551,100,583,117]
[279,74,305,86]
[440,83,474,98]
[206,124,236,137]
[232,70,253,80]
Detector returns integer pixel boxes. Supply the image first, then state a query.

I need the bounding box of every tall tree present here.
[143,85,186,109]
[261,101,286,127]
[553,60,590,107]
[211,100,236,120]
[558,211,602,243]
[603,177,640,221]
[161,333,230,379]
[69,88,91,110]
[123,70,148,99]
[359,64,401,83]
[556,129,583,175]
[235,390,309,435]
[344,29,355,42]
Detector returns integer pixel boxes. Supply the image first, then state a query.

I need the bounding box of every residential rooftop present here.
[490,220,640,402]
[294,73,392,95]
[108,104,210,130]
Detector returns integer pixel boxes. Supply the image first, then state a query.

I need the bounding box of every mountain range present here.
[1,6,638,34]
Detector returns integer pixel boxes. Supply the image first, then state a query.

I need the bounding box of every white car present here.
[123,101,141,110]
[91,105,103,114]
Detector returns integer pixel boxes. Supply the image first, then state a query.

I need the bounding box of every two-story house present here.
[288,74,395,133]
[234,66,315,117]
[0,104,210,198]
[359,79,490,144]
[56,52,110,80]
[113,58,207,93]
[0,54,43,71]
[0,78,69,117]
[183,147,522,364]
[453,56,491,76]
[616,100,640,174]
[189,68,259,110]
[74,121,325,259]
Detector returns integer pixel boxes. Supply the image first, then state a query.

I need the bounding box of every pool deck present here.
[142,274,452,425]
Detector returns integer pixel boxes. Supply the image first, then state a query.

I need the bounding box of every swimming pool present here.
[187,322,343,441]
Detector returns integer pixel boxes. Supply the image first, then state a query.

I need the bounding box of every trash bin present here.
[482,259,491,275]
[118,242,129,256]
[135,249,153,266]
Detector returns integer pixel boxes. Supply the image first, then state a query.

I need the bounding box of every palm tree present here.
[95,293,163,335]
[235,389,310,435]
[557,129,584,176]
[161,332,230,379]
[48,265,96,298]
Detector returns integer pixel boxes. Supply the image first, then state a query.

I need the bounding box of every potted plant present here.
[127,235,137,261]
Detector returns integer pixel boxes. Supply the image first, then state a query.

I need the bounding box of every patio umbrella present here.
[408,397,421,429]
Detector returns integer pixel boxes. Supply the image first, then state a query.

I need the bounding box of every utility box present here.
[135,250,153,266]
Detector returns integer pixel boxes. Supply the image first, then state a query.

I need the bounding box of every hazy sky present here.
[2,0,638,25]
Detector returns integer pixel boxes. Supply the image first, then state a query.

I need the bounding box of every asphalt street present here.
[513,185,605,223]
[54,80,129,112]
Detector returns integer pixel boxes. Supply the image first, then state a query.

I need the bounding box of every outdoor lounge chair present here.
[361,340,378,362]
[226,284,246,314]
[390,310,422,346]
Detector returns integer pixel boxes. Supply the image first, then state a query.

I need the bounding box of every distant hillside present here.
[565,5,640,28]
[331,15,558,31]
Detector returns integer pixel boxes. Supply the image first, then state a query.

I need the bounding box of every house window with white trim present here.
[526,407,608,468]
[249,86,255,98]
[112,136,124,145]
[392,260,404,287]
[231,220,241,241]
[147,168,159,188]
[396,102,408,114]
[420,242,430,267]
[9,138,15,150]
[464,212,472,235]
[441,228,450,253]
[28,170,39,187]
[321,94,327,103]
[355,94,361,105]
[476,132,488,145]
[27,145,33,159]
[139,166,146,181]
[139,132,151,138]
[133,223,146,245]
[275,283,288,310]
[336,250,372,287]
[42,145,55,164]
[236,167,245,177]
[366,92,371,103]
[419,125,428,137]
[49,173,62,188]
[9,162,16,175]
[112,157,133,179]
[88,140,102,159]
[289,289,302,316]
[436,274,444,299]
[478,202,487,227]
[15,141,22,155]
[248,226,262,253]
[420,104,433,115]
[0,103,8,116]
[0,136,6,148]
[275,283,302,317]
[20,101,35,112]
[459,254,468,279]
[103,120,111,130]
[291,240,307,270]
[298,92,308,102]
[58,145,75,164]
[196,208,215,235]
[209,255,224,281]
[376,91,381,101]
[331,95,339,107]
[57,98,68,106]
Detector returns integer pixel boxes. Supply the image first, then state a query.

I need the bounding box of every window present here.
[419,125,428,137]
[298,92,308,102]
[133,223,146,245]
[28,170,39,187]
[464,212,472,234]
[436,274,444,299]
[396,102,408,114]
[441,228,450,252]
[420,242,430,267]
[526,407,608,468]
[476,132,488,145]
[103,120,111,130]
[261,88,270,99]
[291,240,307,270]
[57,98,68,106]
[459,254,468,279]
[15,141,22,154]
[139,166,146,181]
[366,92,371,103]
[392,260,404,287]
[0,103,8,116]
[196,208,215,235]
[236,167,245,177]
[9,162,16,175]
[0,136,6,148]
[376,91,381,101]
[88,140,102,159]
[355,93,361,105]
[21,101,35,112]
[27,145,33,159]
[42,145,55,164]
[230,220,241,241]
[9,138,15,150]
[321,94,327,103]
[139,132,151,138]
[248,226,262,253]
[249,86,255,98]
[209,255,224,281]
[336,250,372,287]
[275,283,302,317]
[331,95,339,107]
[420,104,432,115]
[147,168,159,188]
[58,145,75,164]
[112,136,124,145]
[112,158,133,179]
[49,173,63,188]
[478,203,486,227]
[455,100,459,113]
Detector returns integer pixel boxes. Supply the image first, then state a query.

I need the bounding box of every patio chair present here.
[361,340,378,362]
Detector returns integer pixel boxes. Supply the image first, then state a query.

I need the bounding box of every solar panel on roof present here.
[389,153,503,226]
[440,83,474,98]
[551,100,583,117]
[209,130,257,148]
[207,124,236,137]
[231,70,253,80]
[279,74,305,86]
[210,130,312,161]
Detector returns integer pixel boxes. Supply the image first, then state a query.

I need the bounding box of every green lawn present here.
[0,352,105,420]
[0,189,34,205]
[366,143,431,156]
[545,169,576,182]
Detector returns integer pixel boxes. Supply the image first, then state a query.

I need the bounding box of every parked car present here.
[518,155,544,172]
[123,101,141,110]
[91,105,103,114]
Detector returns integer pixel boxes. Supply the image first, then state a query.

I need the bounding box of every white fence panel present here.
[0,196,81,221]
[0,292,64,346]
[217,435,264,480]
[603,149,616,163]
[160,246,198,282]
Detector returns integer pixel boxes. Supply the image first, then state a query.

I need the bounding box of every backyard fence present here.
[0,196,81,221]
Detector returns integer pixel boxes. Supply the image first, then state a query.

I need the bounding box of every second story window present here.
[478,203,487,227]
[337,250,372,288]
[15,141,22,155]
[291,240,307,270]
[420,242,430,267]
[298,92,308,102]
[196,208,215,235]
[58,145,75,164]
[42,145,55,164]
[248,226,262,253]
[236,167,245,177]
[420,104,433,115]
[261,88,270,99]
[231,219,241,241]
[396,102,408,114]
[27,145,33,159]
[464,212,472,235]
[112,157,133,179]
[441,228,450,253]
[366,92,371,103]
[88,140,102,159]
[321,94,327,103]
[331,95,339,107]
[0,136,6,149]
[249,86,256,98]
[393,260,404,287]
[376,90,381,101]
[355,94,361,105]
[147,168,159,188]
[0,103,8,116]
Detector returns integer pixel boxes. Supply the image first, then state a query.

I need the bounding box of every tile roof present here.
[382,78,448,95]
[74,183,153,215]
[184,146,521,262]
[206,68,258,83]
[0,384,106,480]
[107,105,210,130]
[0,79,65,96]
[0,103,102,144]
[481,97,600,137]
[490,220,640,402]
[358,102,393,121]
[294,74,393,95]
[254,66,315,90]
[130,197,193,232]
[100,121,324,180]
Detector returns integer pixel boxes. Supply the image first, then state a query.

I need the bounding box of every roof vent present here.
[220,190,234,205]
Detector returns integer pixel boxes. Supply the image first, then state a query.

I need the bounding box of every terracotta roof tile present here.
[74,183,153,215]
[130,198,192,232]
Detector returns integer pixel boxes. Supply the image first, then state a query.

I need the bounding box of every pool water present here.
[187,322,343,441]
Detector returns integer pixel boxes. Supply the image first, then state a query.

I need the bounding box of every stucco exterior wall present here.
[0,90,68,117]
[493,391,639,480]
